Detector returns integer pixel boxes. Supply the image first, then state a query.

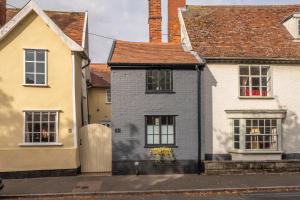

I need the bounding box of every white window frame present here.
[23,48,48,87]
[239,65,273,98]
[20,110,61,146]
[233,119,280,152]
[226,110,286,153]
[106,89,111,104]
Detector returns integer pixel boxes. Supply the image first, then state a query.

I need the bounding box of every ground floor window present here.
[24,111,58,143]
[145,116,175,146]
[233,119,280,151]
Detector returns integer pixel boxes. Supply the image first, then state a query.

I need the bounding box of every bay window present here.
[145,116,175,146]
[233,119,280,151]
[239,65,272,97]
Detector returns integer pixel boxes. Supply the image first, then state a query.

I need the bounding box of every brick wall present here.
[148,0,162,43]
[168,0,185,43]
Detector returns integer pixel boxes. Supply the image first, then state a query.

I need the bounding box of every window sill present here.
[105,102,111,104]
[239,96,274,100]
[145,91,176,94]
[144,145,178,148]
[229,150,283,154]
[19,143,63,147]
[22,84,50,88]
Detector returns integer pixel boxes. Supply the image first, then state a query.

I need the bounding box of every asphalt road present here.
[2,192,300,200]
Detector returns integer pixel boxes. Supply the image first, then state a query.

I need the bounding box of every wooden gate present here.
[79,124,112,173]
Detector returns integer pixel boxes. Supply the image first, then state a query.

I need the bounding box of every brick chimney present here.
[168,0,185,43]
[148,0,162,43]
[0,0,6,27]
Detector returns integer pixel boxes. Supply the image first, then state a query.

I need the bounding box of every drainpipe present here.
[195,65,202,174]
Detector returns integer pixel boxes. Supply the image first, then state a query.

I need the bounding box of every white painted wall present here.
[202,63,300,156]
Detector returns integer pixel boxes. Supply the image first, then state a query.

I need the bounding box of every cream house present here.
[88,64,111,126]
[0,0,89,178]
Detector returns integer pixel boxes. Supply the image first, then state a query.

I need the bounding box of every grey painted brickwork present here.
[111,69,198,161]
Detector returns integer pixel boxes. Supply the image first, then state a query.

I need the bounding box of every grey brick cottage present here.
[108,41,204,174]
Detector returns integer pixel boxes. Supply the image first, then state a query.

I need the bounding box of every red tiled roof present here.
[109,40,199,65]
[182,5,300,59]
[5,8,85,46]
[89,64,111,88]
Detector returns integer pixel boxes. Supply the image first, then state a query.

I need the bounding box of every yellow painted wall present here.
[88,88,111,124]
[0,11,82,172]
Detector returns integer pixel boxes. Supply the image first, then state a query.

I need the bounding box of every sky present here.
[7,0,300,63]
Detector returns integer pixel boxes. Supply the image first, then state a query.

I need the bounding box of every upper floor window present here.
[25,49,47,85]
[106,89,111,103]
[146,70,173,93]
[239,65,272,97]
[24,111,58,144]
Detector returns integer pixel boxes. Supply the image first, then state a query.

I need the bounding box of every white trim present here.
[82,11,88,49]
[178,7,192,51]
[225,109,287,119]
[0,0,83,52]
[72,54,78,148]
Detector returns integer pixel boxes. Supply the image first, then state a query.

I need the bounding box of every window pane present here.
[154,125,159,135]
[251,66,260,75]
[252,77,260,86]
[34,112,41,121]
[49,133,56,142]
[50,113,56,122]
[153,135,160,144]
[25,133,32,142]
[240,77,249,86]
[49,123,56,132]
[161,125,168,135]
[41,131,49,143]
[234,120,239,126]
[25,74,34,84]
[42,112,49,121]
[240,66,249,75]
[161,116,167,125]
[161,135,168,144]
[147,135,154,144]
[166,70,171,90]
[26,112,33,121]
[25,62,34,73]
[262,87,268,96]
[168,135,174,144]
[160,71,166,90]
[147,125,154,135]
[33,133,40,142]
[261,66,270,75]
[240,87,250,96]
[36,74,45,84]
[42,123,48,132]
[36,51,45,61]
[25,50,34,61]
[252,87,260,96]
[146,116,154,125]
[36,63,45,73]
[33,123,41,132]
[168,125,174,135]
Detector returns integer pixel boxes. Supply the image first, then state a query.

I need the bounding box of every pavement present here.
[0,173,300,198]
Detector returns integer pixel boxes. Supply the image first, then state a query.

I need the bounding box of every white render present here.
[201,63,300,160]
[283,13,300,40]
